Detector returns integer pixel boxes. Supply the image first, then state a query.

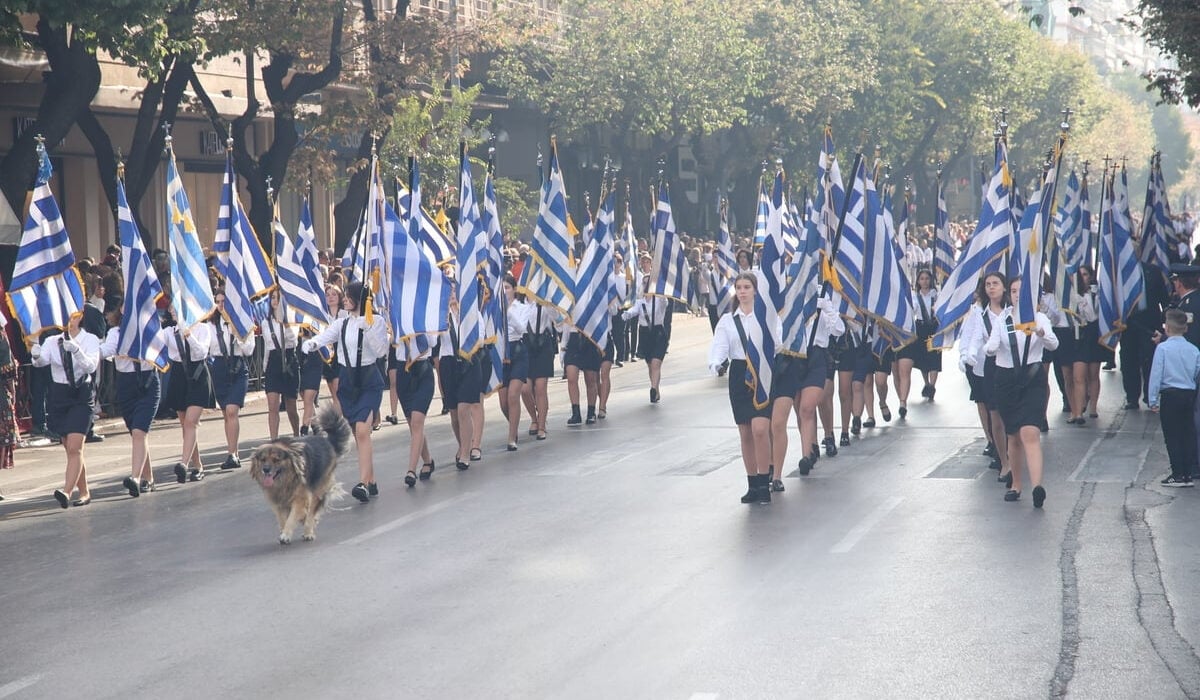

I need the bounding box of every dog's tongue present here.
[263,474,274,486]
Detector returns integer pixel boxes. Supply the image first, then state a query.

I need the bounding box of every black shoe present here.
[1004,489,1021,502]
[220,454,241,470]
[809,444,820,463]
[174,463,187,484]
[798,455,813,476]
[567,412,582,427]
[650,387,660,404]
[456,459,470,471]
[367,482,378,496]
[300,425,309,436]
[928,385,936,400]
[187,469,205,482]
[586,409,596,425]
[71,497,91,507]
[851,416,862,436]
[1000,471,1013,488]
[420,461,435,479]
[880,404,892,422]
[470,448,482,462]
[614,361,624,368]
[123,476,140,498]
[770,479,785,493]
[862,418,876,429]
[920,384,932,398]
[405,471,417,487]
[898,405,908,419]
[983,442,997,458]
[1121,402,1139,410]
[823,437,838,457]
[839,433,850,447]
[386,414,400,425]
[85,432,105,443]
[53,489,69,509]
[740,476,758,504]
[756,480,772,504]
[139,480,155,493]
[351,483,369,503]
[506,443,518,452]
[1161,474,1194,487]
[1062,405,1071,414]
[1032,485,1046,508]
[989,457,1002,471]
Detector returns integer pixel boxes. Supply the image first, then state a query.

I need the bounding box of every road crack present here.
[1050,481,1094,698]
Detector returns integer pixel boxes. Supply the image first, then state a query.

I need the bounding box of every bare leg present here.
[895,358,914,408]
[223,405,241,458]
[1007,429,1025,493]
[522,382,537,431]
[818,379,835,440]
[1086,362,1101,415]
[267,392,281,440]
[181,406,204,468]
[837,370,853,434]
[770,398,794,471]
[470,402,484,451]
[648,358,662,390]
[354,420,374,484]
[875,370,890,413]
[534,377,549,434]
[750,416,771,475]
[506,379,525,444]
[798,386,822,456]
[301,389,318,430]
[565,365,581,405]
[738,424,756,475]
[285,397,300,436]
[990,410,1009,477]
[407,411,426,471]
[388,368,398,417]
[598,362,612,412]
[1020,425,1043,489]
[62,433,86,497]
[325,377,341,413]
[130,429,148,479]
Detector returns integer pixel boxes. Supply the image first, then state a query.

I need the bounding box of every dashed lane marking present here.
[830,497,904,554]
[339,493,475,546]
[0,675,41,698]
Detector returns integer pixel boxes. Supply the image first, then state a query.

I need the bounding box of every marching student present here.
[501,275,531,450]
[563,326,601,426]
[1071,266,1103,420]
[297,327,325,435]
[303,281,389,503]
[262,289,301,440]
[708,272,775,504]
[99,296,163,497]
[34,315,101,508]
[772,287,844,486]
[610,253,629,368]
[597,322,616,420]
[438,295,484,470]
[959,272,1011,482]
[208,290,255,471]
[322,284,346,414]
[914,269,942,400]
[624,255,671,403]
[1148,308,1200,487]
[163,306,214,484]
[393,336,436,486]
[985,276,1058,507]
[524,296,558,439]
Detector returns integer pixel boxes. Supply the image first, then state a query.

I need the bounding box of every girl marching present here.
[35,315,101,508]
[208,290,255,470]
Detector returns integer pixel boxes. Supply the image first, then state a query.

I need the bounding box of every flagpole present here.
[806,150,865,351]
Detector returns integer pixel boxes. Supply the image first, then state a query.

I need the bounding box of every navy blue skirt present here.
[116,370,161,433]
[564,334,602,372]
[299,351,324,392]
[264,348,299,398]
[337,363,384,425]
[210,357,248,408]
[728,360,770,425]
[396,358,435,417]
[165,361,214,412]
[505,339,529,384]
[48,381,95,436]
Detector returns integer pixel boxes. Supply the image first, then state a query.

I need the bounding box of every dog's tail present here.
[316,405,352,455]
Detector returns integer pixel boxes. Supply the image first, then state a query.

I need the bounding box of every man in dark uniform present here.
[1161,263,1200,478]
[1121,262,1170,408]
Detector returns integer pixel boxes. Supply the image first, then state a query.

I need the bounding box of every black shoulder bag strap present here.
[731,313,753,366]
[60,336,76,389]
[1005,314,1034,368]
[918,294,930,323]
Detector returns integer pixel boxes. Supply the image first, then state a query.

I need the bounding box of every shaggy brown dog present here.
[250,405,351,544]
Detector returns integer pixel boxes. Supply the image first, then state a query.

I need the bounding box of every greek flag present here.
[1138,155,1171,281]
[620,206,638,286]
[753,179,769,249]
[1098,166,1145,350]
[832,154,867,311]
[165,142,215,330]
[519,142,575,314]
[1080,171,1095,271]
[455,148,487,359]
[115,176,168,370]
[296,199,325,293]
[1057,171,1086,274]
[649,183,691,303]
[760,170,788,310]
[784,199,802,258]
[480,172,506,395]
[779,207,824,357]
[933,174,954,286]
[362,159,393,314]
[274,215,329,329]
[931,142,1013,349]
[743,278,777,410]
[858,160,916,347]
[8,142,85,341]
[214,153,275,339]
[571,191,615,350]
[713,201,737,315]
[389,185,451,341]
[1014,173,1053,333]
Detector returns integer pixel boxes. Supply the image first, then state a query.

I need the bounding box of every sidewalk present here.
[0,314,716,505]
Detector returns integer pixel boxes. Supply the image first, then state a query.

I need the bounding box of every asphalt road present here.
[1,315,1198,699]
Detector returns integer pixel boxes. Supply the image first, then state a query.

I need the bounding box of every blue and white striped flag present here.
[753,179,769,250]
[519,141,576,314]
[1057,171,1085,275]
[779,206,824,357]
[760,170,788,310]
[832,155,867,312]
[650,183,691,303]
[931,142,1013,349]
[1139,156,1171,281]
[389,186,451,341]
[8,142,85,341]
[1098,166,1145,350]
[620,205,638,286]
[116,175,167,370]
[214,152,276,339]
[713,201,737,315]
[274,215,329,329]
[296,198,324,293]
[858,160,916,347]
[165,142,215,330]
[456,148,487,359]
[480,171,506,395]
[571,191,615,350]
[743,276,777,410]
[1081,171,1095,271]
[933,174,954,286]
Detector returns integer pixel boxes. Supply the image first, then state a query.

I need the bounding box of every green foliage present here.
[1136,0,1200,108]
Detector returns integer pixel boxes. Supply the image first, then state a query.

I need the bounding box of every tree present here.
[1135,0,1200,108]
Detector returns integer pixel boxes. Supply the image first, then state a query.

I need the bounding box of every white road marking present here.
[339,493,475,546]
[0,674,41,698]
[830,497,904,554]
[688,694,719,700]
[1067,436,1105,482]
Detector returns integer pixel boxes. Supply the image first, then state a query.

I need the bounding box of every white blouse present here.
[984,308,1060,368]
[304,315,389,367]
[208,320,255,358]
[33,331,101,384]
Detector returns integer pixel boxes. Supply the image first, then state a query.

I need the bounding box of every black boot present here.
[585,405,596,425]
[798,455,814,476]
[740,475,758,503]
[756,474,772,503]
[567,404,582,427]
